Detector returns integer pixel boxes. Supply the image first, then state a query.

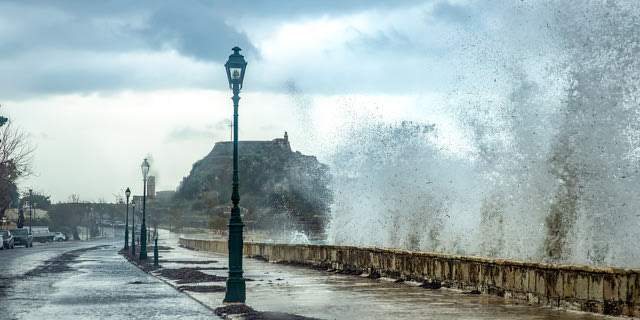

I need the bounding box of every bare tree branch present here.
[0,118,36,217]
[0,120,36,179]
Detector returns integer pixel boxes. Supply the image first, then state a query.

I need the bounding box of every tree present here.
[20,190,51,211]
[0,108,35,219]
[208,216,227,233]
[169,207,183,231]
[49,195,86,240]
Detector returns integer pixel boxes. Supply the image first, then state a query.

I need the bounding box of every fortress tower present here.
[147,176,156,198]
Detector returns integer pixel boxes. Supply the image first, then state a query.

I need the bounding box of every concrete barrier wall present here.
[179,238,640,317]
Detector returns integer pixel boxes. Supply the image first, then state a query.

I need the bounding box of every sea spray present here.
[323,1,640,268]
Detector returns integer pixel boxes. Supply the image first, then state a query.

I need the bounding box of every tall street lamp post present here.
[28,189,33,233]
[139,159,150,260]
[124,187,131,250]
[223,46,247,303]
[131,200,136,256]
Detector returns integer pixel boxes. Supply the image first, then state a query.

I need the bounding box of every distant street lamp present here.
[139,159,150,260]
[223,46,247,303]
[99,207,103,236]
[154,231,159,267]
[87,208,92,240]
[131,200,136,256]
[124,187,131,251]
[28,189,33,233]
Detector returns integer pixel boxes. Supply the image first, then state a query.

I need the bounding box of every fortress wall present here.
[211,139,291,157]
[179,238,640,317]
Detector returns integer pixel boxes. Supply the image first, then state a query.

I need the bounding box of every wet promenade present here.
[156,231,620,320]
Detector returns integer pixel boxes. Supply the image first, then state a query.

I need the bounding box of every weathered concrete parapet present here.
[179,238,640,317]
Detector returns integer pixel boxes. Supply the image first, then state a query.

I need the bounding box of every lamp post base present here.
[223,277,246,303]
[225,215,245,303]
[124,228,129,251]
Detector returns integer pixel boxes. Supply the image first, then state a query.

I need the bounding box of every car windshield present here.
[12,229,27,235]
[1,231,8,238]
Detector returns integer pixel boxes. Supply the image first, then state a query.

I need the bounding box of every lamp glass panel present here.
[141,160,150,176]
[230,67,242,80]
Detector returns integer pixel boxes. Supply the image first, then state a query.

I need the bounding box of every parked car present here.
[1,230,14,249]
[53,232,67,242]
[11,228,33,247]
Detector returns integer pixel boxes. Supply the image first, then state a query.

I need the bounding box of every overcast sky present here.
[0,1,589,202]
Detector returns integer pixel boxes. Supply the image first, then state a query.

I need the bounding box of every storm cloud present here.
[0,0,510,99]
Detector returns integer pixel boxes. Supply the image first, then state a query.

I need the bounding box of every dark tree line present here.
[47,196,126,240]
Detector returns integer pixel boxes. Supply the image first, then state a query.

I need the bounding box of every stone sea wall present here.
[179,238,640,317]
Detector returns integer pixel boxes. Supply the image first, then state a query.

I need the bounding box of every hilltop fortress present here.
[176,133,332,235]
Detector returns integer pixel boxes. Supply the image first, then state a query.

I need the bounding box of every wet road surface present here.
[0,233,219,320]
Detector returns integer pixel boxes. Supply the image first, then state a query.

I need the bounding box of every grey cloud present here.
[258,124,283,133]
[348,28,430,56]
[218,0,426,19]
[166,126,217,142]
[0,2,148,57]
[431,1,475,24]
[9,0,422,61]
[0,49,218,100]
[140,2,255,62]
[27,65,125,95]
[212,119,233,131]
[0,1,254,98]
[31,0,420,18]
[0,0,506,99]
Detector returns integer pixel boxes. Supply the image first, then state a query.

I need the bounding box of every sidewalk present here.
[145,230,618,320]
